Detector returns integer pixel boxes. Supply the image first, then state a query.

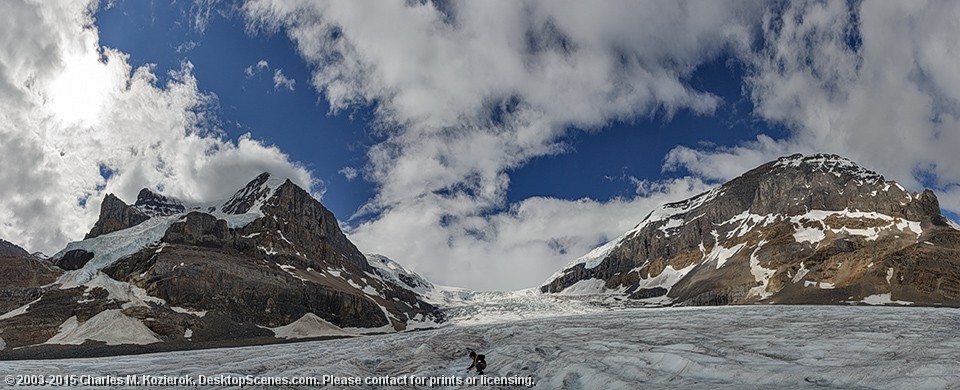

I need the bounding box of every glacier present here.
[4,305,960,389]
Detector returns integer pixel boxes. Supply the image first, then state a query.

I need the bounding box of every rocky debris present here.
[54,249,95,271]
[134,188,185,217]
[0,287,109,349]
[543,154,960,307]
[84,194,150,240]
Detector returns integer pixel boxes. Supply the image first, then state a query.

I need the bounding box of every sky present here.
[2,1,960,291]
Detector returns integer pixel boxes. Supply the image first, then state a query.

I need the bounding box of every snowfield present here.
[5,305,960,389]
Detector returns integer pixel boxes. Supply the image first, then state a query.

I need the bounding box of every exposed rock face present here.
[543,154,960,307]
[84,194,150,239]
[221,172,273,214]
[161,212,235,249]
[239,180,373,274]
[0,245,62,313]
[134,188,185,217]
[54,249,94,270]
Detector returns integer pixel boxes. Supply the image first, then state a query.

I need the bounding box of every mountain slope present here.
[0,239,61,314]
[543,154,960,306]
[0,173,442,355]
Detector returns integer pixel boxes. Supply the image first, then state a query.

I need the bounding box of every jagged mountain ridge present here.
[543,154,960,306]
[0,239,31,258]
[0,173,442,355]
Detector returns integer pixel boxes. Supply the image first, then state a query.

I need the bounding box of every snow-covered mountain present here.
[543,154,960,307]
[0,173,442,356]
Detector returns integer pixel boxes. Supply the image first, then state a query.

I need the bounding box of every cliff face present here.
[84,194,150,240]
[544,154,960,307]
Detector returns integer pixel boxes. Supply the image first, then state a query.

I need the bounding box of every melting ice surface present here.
[5,306,960,389]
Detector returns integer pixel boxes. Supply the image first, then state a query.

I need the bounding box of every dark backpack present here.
[477,354,487,370]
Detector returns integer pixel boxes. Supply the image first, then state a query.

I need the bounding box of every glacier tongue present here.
[54,214,182,288]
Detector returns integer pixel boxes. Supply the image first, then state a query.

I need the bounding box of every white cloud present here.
[665,1,960,212]
[0,1,316,255]
[339,166,359,181]
[175,40,199,53]
[349,177,713,291]
[244,0,760,290]
[272,69,295,91]
[245,59,270,78]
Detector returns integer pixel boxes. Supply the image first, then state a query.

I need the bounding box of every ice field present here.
[5,305,960,389]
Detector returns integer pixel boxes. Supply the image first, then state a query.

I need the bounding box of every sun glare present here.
[46,53,113,127]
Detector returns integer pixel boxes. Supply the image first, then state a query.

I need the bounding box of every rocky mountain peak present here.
[134,188,185,217]
[84,194,150,240]
[1,172,442,355]
[543,154,960,307]
[241,177,372,273]
[0,239,31,258]
[768,153,886,184]
[221,172,284,215]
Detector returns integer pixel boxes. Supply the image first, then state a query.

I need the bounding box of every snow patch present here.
[0,298,39,320]
[804,281,835,289]
[362,285,380,296]
[748,241,775,299]
[659,218,684,236]
[557,279,610,295]
[80,273,165,309]
[793,226,826,245]
[704,242,746,269]
[171,307,207,318]
[792,262,810,283]
[861,294,913,306]
[947,219,960,231]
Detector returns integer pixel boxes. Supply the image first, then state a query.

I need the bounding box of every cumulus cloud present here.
[244,59,270,78]
[0,1,315,254]
[272,69,295,91]
[339,167,359,181]
[244,0,760,289]
[665,1,960,209]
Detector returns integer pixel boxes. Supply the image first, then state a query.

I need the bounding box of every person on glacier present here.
[466,351,487,375]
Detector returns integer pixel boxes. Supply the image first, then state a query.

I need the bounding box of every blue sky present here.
[3,1,960,290]
[95,1,784,220]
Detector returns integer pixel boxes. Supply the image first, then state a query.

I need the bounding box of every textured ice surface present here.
[7,306,960,389]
